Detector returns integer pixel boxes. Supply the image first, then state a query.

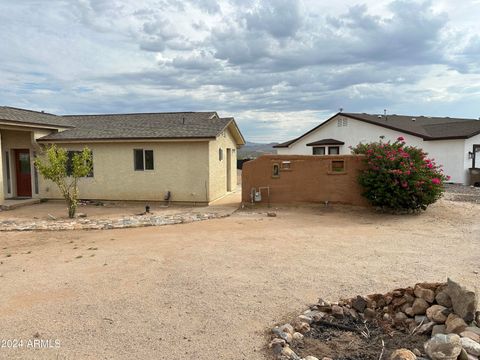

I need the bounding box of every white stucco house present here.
[274,112,480,185]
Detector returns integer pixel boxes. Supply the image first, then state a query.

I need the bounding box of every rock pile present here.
[269,279,479,360]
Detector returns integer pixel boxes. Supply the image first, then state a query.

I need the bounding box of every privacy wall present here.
[242,155,368,206]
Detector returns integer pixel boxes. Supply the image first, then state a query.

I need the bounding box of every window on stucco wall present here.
[312,147,325,155]
[134,149,154,171]
[328,146,340,155]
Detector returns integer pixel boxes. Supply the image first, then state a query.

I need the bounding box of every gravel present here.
[444,184,480,203]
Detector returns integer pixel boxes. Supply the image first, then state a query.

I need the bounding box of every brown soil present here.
[294,317,428,360]
[0,198,478,359]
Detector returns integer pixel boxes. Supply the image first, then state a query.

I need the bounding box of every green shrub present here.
[351,137,449,212]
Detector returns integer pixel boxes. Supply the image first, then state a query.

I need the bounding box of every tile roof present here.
[274,112,480,147]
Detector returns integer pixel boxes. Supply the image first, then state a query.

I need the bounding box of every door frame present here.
[226,148,232,192]
[14,149,32,198]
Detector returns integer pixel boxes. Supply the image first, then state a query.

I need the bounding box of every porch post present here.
[0,132,4,205]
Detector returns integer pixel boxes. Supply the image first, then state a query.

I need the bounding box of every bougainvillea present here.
[351,137,450,212]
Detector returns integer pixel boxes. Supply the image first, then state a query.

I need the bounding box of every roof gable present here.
[275,112,480,148]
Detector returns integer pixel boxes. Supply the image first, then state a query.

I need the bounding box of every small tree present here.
[35,145,93,218]
[351,137,450,212]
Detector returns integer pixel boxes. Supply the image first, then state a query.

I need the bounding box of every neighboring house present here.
[274,112,480,185]
[0,106,245,206]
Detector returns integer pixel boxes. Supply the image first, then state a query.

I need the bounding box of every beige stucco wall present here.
[38,141,211,203]
[208,127,238,202]
[0,132,4,204]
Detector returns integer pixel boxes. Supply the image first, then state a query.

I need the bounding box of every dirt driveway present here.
[0,199,478,359]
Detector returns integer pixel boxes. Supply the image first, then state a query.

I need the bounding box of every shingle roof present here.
[38,112,232,141]
[0,106,73,128]
[274,112,480,148]
[306,138,345,146]
[0,106,244,144]
[343,113,480,140]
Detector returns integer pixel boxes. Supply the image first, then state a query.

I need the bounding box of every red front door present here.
[15,149,32,197]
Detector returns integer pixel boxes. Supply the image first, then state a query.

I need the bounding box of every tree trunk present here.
[66,197,77,219]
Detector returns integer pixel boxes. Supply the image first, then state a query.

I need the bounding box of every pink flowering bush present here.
[351,137,450,212]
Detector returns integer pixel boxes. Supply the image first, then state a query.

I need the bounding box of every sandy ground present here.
[0,189,241,222]
[0,198,478,360]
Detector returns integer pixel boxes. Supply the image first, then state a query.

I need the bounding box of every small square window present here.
[134,149,154,171]
[281,161,291,169]
[313,147,326,155]
[331,160,345,172]
[328,146,340,155]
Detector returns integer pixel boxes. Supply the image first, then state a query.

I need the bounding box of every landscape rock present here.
[415,321,436,335]
[446,279,477,323]
[460,330,480,343]
[405,307,415,317]
[460,337,480,356]
[445,313,468,334]
[331,305,344,318]
[294,322,310,334]
[426,305,450,323]
[303,357,319,360]
[395,312,408,322]
[412,298,429,315]
[273,327,293,343]
[465,326,480,336]
[352,295,368,312]
[280,324,294,335]
[363,308,376,320]
[281,346,300,359]
[292,332,304,341]
[390,348,417,360]
[415,315,427,324]
[414,285,435,303]
[432,325,446,336]
[435,291,453,308]
[269,338,286,354]
[424,334,462,360]
[297,315,313,324]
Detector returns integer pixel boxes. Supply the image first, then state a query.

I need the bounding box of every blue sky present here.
[1,0,480,142]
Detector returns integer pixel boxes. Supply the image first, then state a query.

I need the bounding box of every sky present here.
[1,0,480,143]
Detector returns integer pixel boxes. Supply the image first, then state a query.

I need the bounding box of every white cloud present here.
[1,0,480,142]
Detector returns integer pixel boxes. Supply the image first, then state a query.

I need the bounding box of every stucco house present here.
[274,112,480,185]
[0,106,245,207]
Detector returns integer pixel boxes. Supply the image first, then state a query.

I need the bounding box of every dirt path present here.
[0,199,478,359]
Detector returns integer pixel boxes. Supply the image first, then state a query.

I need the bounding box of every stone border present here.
[0,212,229,231]
[269,279,480,360]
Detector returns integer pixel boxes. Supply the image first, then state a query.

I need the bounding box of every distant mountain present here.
[238,141,278,159]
